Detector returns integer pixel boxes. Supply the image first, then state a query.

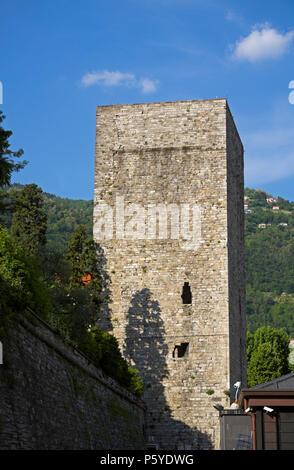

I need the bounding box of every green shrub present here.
[75,327,144,397]
[127,367,144,397]
[0,225,144,398]
[247,326,290,387]
[0,225,50,319]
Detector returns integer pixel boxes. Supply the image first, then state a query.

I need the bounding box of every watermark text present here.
[94,196,202,251]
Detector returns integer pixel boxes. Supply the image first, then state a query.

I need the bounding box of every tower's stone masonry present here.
[94,99,247,450]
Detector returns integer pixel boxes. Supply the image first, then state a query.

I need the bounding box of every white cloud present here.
[232,26,294,62]
[80,70,159,94]
[81,70,136,87]
[139,78,159,93]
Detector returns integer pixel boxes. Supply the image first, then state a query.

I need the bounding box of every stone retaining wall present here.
[0,313,145,449]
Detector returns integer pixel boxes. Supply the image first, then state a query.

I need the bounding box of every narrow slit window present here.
[182,282,192,304]
[172,342,189,358]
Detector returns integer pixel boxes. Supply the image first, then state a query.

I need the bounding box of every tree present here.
[0,225,50,319]
[48,284,98,344]
[247,326,290,387]
[46,225,143,396]
[77,326,143,396]
[0,111,28,186]
[0,111,27,187]
[0,111,27,213]
[11,184,47,255]
[66,224,102,306]
[46,225,103,345]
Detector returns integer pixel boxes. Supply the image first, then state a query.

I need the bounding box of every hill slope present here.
[0,184,93,251]
[244,188,294,335]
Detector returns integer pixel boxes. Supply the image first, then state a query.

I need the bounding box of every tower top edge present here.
[96,98,228,110]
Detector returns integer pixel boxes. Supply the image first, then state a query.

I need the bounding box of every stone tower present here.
[93,99,247,450]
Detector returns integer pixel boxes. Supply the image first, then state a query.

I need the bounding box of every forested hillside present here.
[2,184,294,337]
[0,184,93,251]
[245,188,294,335]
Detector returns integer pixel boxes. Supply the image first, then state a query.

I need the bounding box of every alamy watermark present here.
[94,196,202,251]
[289,80,294,105]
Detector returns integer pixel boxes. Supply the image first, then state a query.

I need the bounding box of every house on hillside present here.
[272,206,280,211]
[267,198,277,204]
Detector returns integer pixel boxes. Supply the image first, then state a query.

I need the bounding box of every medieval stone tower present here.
[93,98,247,450]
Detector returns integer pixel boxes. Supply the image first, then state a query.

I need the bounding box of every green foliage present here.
[49,284,98,344]
[0,112,27,188]
[39,244,98,340]
[64,225,102,322]
[0,184,93,251]
[246,226,294,296]
[11,184,47,255]
[66,225,101,298]
[245,188,294,335]
[89,328,130,385]
[247,326,290,387]
[73,326,144,397]
[127,367,144,397]
[39,246,71,286]
[45,196,93,252]
[41,225,142,396]
[0,225,50,319]
[66,225,89,285]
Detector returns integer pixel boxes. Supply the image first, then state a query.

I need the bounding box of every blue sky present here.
[1,0,294,200]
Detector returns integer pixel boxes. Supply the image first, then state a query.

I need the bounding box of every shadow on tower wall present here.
[123,288,213,450]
